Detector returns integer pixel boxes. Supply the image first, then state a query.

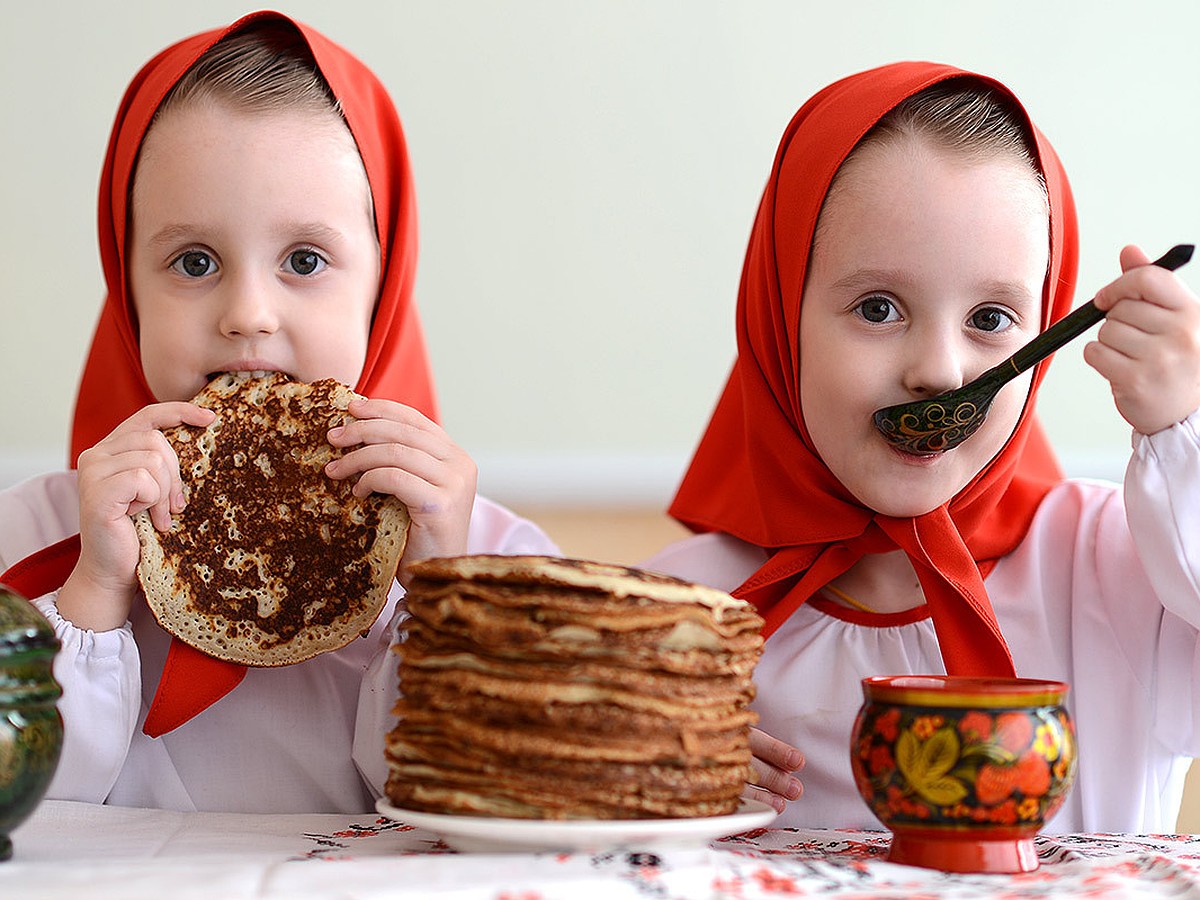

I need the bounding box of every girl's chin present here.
[851,469,959,517]
[864,497,945,518]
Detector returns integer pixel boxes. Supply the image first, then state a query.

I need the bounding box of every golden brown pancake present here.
[385,554,763,819]
[136,372,410,666]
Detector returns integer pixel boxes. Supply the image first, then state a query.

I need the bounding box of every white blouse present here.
[0,471,560,814]
[642,410,1200,834]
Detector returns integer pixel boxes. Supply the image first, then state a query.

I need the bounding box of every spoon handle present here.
[1007,243,1194,376]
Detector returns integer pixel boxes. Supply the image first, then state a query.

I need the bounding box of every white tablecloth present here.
[8,800,1200,898]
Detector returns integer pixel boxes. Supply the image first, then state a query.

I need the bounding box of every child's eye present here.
[170,250,217,278]
[970,307,1015,333]
[286,249,327,276]
[856,295,900,324]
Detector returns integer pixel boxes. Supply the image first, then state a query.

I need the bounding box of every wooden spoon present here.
[872,244,1194,454]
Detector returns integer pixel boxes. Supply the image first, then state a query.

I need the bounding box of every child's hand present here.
[745,726,805,813]
[60,402,217,631]
[325,399,478,579]
[1088,244,1200,435]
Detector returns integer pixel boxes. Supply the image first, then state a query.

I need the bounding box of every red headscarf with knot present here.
[668,62,1079,676]
[3,10,436,735]
[71,8,437,463]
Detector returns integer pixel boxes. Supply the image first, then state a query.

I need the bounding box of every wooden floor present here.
[1182,763,1200,832]
[512,506,1200,832]
[508,505,691,567]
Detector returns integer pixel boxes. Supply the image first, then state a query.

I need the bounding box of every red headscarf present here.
[71,8,437,463]
[669,62,1079,676]
[3,10,437,735]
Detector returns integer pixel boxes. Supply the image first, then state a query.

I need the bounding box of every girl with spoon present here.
[642,62,1200,834]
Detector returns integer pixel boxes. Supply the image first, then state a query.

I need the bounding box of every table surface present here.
[7,799,1200,899]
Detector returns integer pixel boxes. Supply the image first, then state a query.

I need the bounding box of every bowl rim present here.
[861,675,1069,708]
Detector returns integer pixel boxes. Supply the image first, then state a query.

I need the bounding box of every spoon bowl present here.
[873,244,1194,454]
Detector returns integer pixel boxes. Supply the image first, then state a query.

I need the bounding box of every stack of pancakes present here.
[384,555,764,820]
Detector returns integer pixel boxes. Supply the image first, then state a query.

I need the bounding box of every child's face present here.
[800,137,1050,517]
[128,100,381,402]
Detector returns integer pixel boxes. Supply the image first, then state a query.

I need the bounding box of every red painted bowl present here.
[850,675,1077,874]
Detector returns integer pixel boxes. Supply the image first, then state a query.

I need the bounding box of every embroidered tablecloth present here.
[6,800,1200,898]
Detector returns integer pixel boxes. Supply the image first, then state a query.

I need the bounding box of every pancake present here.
[135,371,410,666]
[385,554,763,819]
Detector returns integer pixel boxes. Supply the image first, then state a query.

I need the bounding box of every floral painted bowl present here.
[0,586,63,862]
[850,675,1076,874]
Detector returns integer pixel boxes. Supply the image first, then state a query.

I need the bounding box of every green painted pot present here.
[0,585,63,862]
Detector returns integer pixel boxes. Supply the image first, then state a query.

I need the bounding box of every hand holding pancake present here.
[133,373,412,667]
[324,398,478,579]
[60,401,216,632]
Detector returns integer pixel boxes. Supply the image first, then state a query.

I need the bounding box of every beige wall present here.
[2,1,1199,506]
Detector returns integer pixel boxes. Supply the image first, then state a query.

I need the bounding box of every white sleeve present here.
[33,595,141,803]
[0,473,142,803]
[0,472,81,570]
[460,495,565,557]
[1126,408,1200,625]
[639,532,769,593]
[351,495,561,799]
[1124,409,1200,754]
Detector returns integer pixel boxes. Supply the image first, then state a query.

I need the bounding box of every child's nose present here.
[901,335,966,399]
[219,280,280,337]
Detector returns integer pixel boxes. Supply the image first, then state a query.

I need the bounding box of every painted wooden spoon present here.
[872,243,1194,454]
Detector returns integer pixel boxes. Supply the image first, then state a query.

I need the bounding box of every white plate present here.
[375,797,777,853]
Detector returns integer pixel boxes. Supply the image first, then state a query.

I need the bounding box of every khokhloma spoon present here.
[873,244,1194,454]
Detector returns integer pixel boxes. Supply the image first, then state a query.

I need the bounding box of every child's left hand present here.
[324,398,478,579]
[1087,244,1200,435]
[745,727,805,813]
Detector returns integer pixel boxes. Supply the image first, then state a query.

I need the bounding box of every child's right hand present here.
[745,726,805,813]
[1088,244,1200,435]
[58,402,216,631]
[324,398,478,581]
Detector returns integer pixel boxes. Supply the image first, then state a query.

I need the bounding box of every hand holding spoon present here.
[872,243,1194,454]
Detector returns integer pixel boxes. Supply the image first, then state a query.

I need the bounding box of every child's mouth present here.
[206,366,285,382]
[889,443,945,463]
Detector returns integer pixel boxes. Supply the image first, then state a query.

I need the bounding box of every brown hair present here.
[815,79,1048,249]
[863,79,1043,186]
[155,21,340,119]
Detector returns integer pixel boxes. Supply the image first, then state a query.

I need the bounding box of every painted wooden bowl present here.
[850,675,1077,873]
[0,586,63,862]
